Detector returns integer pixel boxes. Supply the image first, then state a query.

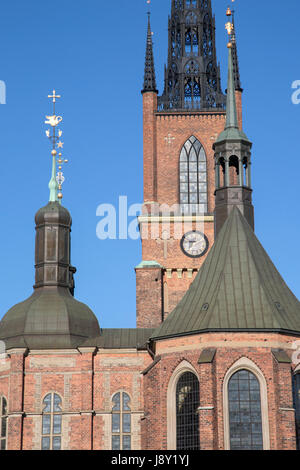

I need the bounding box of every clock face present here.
[180,231,209,258]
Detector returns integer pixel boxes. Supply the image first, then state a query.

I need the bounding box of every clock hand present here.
[193,241,204,249]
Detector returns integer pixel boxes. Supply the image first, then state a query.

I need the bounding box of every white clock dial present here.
[180,231,209,258]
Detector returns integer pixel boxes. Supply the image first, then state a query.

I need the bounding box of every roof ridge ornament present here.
[45,90,68,204]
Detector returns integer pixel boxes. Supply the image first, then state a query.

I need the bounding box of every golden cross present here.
[48,90,61,103]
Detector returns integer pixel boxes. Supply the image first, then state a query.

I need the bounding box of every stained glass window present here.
[228,370,263,450]
[112,392,131,450]
[176,372,200,450]
[293,374,300,450]
[180,136,207,214]
[0,397,7,451]
[41,393,62,450]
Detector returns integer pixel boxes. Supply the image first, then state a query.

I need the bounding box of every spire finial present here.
[142,10,158,94]
[45,91,68,203]
[224,18,238,130]
[226,1,242,91]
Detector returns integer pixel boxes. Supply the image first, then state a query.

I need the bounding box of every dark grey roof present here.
[0,287,101,350]
[35,202,71,226]
[151,207,300,340]
[82,328,154,350]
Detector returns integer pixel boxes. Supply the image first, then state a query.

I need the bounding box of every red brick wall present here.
[0,332,298,450]
[139,94,227,327]
[142,332,298,450]
[136,266,163,328]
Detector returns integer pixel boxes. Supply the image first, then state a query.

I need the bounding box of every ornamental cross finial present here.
[45,90,69,204]
[48,90,61,103]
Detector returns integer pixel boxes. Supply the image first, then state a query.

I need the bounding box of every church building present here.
[0,0,299,451]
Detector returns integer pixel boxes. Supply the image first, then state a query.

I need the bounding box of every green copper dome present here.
[0,201,101,350]
[0,287,101,349]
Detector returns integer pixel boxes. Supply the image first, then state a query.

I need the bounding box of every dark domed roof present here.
[35,202,72,226]
[0,287,101,349]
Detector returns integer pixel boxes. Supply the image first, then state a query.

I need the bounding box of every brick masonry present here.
[0,331,299,450]
[0,84,298,452]
[136,90,244,329]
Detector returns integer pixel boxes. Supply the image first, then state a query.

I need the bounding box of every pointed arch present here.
[179,136,207,214]
[293,373,300,450]
[167,360,200,450]
[223,358,270,450]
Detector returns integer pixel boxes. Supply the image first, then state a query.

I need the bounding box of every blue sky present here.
[0,0,299,328]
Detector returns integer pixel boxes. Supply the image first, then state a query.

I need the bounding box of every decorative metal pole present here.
[45,90,68,204]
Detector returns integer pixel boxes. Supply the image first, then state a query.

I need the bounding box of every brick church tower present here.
[0,2,300,453]
[136,0,243,328]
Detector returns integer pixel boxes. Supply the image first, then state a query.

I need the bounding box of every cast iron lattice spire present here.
[142,13,158,94]
[231,10,242,91]
[158,0,225,111]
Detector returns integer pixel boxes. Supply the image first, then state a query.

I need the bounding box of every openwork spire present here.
[158,0,225,111]
[142,14,158,94]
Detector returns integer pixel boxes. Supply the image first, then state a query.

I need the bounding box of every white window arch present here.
[223,358,270,450]
[179,136,207,214]
[167,360,200,450]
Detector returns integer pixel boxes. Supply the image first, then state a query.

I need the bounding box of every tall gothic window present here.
[293,374,300,450]
[41,393,62,450]
[228,370,263,450]
[176,372,200,450]
[0,397,7,451]
[112,392,131,450]
[179,136,207,214]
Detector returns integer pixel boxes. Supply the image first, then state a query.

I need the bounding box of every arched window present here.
[112,392,131,450]
[176,372,200,450]
[41,393,62,450]
[293,374,300,450]
[0,396,7,451]
[180,136,207,214]
[228,370,263,450]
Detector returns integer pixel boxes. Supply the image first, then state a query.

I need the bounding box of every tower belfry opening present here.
[158,0,225,111]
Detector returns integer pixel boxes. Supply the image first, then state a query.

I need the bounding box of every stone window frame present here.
[222,358,270,450]
[167,360,200,450]
[179,135,208,215]
[0,395,8,451]
[41,391,63,451]
[111,390,132,451]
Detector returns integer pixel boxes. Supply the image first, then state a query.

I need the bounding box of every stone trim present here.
[77,347,97,354]
[27,349,79,355]
[222,357,270,450]
[167,360,199,450]
[279,408,296,412]
[157,339,296,355]
[138,215,214,224]
[96,349,138,355]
